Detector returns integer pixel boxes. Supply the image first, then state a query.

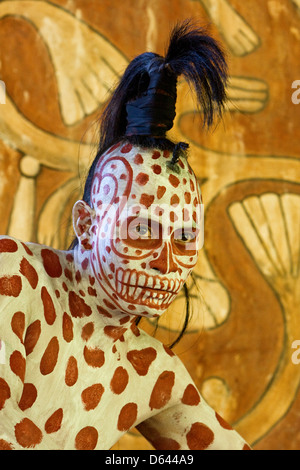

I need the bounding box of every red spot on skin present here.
[68,291,92,318]
[0,275,22,297]
[186,422,214,450]
[11,311,25,343]
[181,384,201,406]
[139,193,155,209]
[0,378,11,410]
[107,143,120,154]
[64,268,73,282]
[153,437,180,450]
[163,150,170,158]
[66,253,74,262]
[104,326,126,342]
[41,286,56,325]
[0,238,18,252]
[121,143,133,153]
[184,192,191,204]
[15,418,43,448]
[81,384,104,411]
[18,383,37,411]
[110,367,129,395]
[130,322,141,337]
[88,286,97,297]
[178,158,185,169]
[117,403,138,431]
[75,427,98,450]
[152,151,161,159]
[81,322,94,341]
[83,346,105,368]
[24,320,41,356]
[127,348,157,376]
[40,337,59,375]
[45,409,63,434]
[157,186,166,199]
[10,351,25,382]
[170,211,178,223]
[149,371,175,410]
[215,412,233,430]
[135,173,149,186]
[134,153,143,164]
[163,345,175,357]
[169,174,180,188]
[41,249,62,278]
[109,263,115,273]
[103,299,116,310]
[170,194,180,206]
[65,356,78,386]
[190,179,195,192]
[154,206,164,216]
[62,312,74,343]
[103,184,110,195]
[19,257,38,289]
[81,258,89,270]
[97,305,112,318]
[151,164,161,174]
[0,439,13,450]
[21,242,33,256]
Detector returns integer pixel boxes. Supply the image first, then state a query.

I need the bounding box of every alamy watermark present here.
[291,340,300,364]
[292,80,300,104]
[0,339,6,364]
[0,80,5,104]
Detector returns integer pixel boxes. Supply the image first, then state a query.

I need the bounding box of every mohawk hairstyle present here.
[97,18,228,157]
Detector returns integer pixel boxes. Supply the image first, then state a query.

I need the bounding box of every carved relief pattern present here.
[0,0,299,450]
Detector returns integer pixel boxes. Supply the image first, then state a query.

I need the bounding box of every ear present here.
[72,200,95,250]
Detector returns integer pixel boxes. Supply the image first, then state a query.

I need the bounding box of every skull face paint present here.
[89,142,203,318]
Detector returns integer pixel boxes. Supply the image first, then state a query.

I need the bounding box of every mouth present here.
[114,267,183,308]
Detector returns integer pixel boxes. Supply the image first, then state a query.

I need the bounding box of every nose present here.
[149,242,180,274]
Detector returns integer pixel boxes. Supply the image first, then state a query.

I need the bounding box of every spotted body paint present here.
[0,143,250,450]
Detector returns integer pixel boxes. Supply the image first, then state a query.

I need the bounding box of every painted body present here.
[0,143,249,450]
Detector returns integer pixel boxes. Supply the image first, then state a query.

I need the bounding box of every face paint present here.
[89,142,203,318]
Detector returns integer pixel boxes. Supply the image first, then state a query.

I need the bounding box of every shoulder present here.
[124,326,193,384]
[0,235,69,292]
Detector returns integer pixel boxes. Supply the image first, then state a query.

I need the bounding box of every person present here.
[0,20,250,450]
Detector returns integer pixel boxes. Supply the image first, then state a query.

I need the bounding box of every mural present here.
[0,0,299,450]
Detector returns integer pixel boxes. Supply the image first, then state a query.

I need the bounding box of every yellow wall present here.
[0,0,299,450]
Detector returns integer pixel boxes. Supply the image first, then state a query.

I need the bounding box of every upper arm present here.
[0,237,30,405]
[137,398,250,450]
[134,342,250,451]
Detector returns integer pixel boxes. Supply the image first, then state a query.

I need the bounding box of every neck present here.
[71,245,138,334]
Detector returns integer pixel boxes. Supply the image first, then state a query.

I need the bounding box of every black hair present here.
[73,19,227,219]
[70,19,228,346]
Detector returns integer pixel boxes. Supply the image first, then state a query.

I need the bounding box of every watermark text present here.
[0,339,6,364]
[0,80,5,104]
[292,80,300,104]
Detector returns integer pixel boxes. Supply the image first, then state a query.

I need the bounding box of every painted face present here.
[89,142,203,318]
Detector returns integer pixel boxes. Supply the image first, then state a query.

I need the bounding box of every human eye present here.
[134,223,152,238]
[174,228,197,244]
[128,220,153,240]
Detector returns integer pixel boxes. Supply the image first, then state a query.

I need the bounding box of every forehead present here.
[91,142,201,211]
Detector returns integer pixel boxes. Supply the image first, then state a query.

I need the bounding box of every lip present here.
[115,267,183,293]
[121,283,176,294]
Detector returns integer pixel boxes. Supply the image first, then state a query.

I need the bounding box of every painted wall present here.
[0,0,299,450]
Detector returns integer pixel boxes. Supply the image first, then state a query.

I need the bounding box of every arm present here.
[0,237,60,450]
[137,394,251,450]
